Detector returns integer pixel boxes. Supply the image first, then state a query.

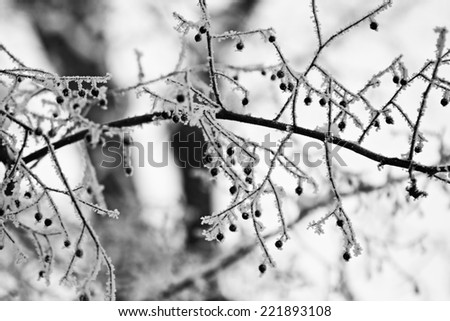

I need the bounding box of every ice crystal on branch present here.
[0,44,116,300]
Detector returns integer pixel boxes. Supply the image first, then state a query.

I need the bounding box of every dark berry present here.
[242,97,249,106]
[216,233,224,241]
[268,35,276,43]
[441,98,449,107]
[99,99,106,107]
[279,83,287,91]
[86,186,93,194]
[414,145,422,153]
[343,252,351,261]
[91,88,99,97]
[162,111,171,119]
[85,133,92,144]
[370,21,378,31]
[258,264,267,273]
[123,135,132,146]
[374,120,380,128]
[78,90,86,97]
[287,82,294,92]
[194,33,202,42]
[176,94,185,103]
[243,166,252,176]
[295,185,303,196]
[276,70,285,78]
[245,177,253,184]
[62,88,69,97]
[0,209,4,217]
[339,100,347,107]
[181,113,188,122]
[210,168,218,176]
[227,147,234,156]
[44,255,51,263]
[34,127,43,136]
[336,219,344,227]
[304,96,312,105]
[44,218,52,227]
[203,154,213,164]
[392,75,400,84]
[124,167,133,176]
[385,116,394,124]
[236,41,244,51]
[48,128,57,138]
[35,212,43,222]
[17,77,22,82]
[400,78,407,86]
[319,97,327,106]
[75,248,83,258]
[38,271,45,278]
[338,121,346,131]
[199,25,207,34]
[172,115,180,123]
[73,103,80,110]
[229,185,237,195]
[64,240,71,248]
[275,240,283,249]
[5,181,15,196]
[242,212,249,220]
[229,224,237,232]
[79,294,90,301]
[56,96,64,104]
[406,183,426,199]
[261,70,266,76]
[255,210,261,217]
[270,74,276,81]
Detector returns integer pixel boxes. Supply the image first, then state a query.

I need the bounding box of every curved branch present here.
[23,110,449,178]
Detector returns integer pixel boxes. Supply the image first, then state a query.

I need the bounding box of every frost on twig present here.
[1,0,450,299]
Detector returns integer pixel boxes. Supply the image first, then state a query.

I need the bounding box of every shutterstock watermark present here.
[100,132,347,169]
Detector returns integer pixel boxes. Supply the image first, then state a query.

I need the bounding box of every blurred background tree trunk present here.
[169,0,260,300]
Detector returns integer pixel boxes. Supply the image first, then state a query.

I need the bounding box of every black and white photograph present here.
[1,0,450,310]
